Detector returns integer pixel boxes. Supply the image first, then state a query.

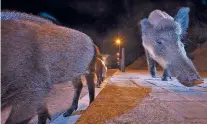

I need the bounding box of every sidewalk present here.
[49,69,117,124]
[77,70,207,124]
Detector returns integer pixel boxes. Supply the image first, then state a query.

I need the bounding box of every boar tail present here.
[87,42,101,73]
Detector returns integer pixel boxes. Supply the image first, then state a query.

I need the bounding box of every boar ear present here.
[174,7,190,34]
[102,54,110,62]
[39,12,60,24]
[140,18,153,33]
[101,54,109,59]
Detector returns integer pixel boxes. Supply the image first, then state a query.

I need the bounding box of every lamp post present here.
[115,38,121,70]
[116,39,121,54]
[115,37,125,72]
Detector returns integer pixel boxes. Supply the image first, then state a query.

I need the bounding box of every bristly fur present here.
[1,10,96,123]
[1,10,54,25]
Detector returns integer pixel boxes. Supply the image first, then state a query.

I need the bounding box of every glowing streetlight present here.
[115,39,121,45]
[116,53,120,56]
[115,38,121,52]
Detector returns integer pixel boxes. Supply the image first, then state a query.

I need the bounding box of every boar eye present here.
[156,40,163,45]
[157,41,162,44]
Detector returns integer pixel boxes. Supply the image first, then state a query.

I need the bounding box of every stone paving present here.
[48,69,117,124]
[49,87,102,124]
[1,70,117,124]
[77,70,207,124]
[2,69,206,124]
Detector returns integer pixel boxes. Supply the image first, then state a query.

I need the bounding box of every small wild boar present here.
[140,7,204,86]
[1,11,99,124]
[95,54,109,88]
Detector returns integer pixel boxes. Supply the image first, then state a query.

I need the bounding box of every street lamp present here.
[114,37,125,72]
[115,38,121,69]
[115,38,121,52]
[116,39,121,45]
[115,38,121,55]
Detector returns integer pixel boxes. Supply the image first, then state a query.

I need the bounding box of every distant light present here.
[116,53,120,56]
[116,38,121,45]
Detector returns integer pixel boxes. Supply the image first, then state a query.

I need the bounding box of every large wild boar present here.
[1,11,99,124]
[140,7,203,86]
[2,11,108,119]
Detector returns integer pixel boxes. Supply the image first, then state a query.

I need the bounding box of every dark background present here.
[2,0,207,67]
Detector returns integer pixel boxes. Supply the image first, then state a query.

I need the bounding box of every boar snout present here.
[169,56,204,87]
[178,77,204,87]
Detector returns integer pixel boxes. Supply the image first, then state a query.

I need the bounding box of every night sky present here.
[2,0,207,67]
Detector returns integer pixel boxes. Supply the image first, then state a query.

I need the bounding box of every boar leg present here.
[85,73,95,103]
[6,113,32,124]
[63,78,82,117]
[161,69,172,81]
[37,102,51,124]
[5,96,41,124]
[96,73,102,88]
[145,50,157,78]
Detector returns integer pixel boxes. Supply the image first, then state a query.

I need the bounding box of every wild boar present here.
[140,7,203,86]
[1,11,99,123]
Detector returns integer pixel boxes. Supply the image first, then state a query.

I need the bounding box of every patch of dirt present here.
[76,84,151,124]
[190,42,207,72]
[127,55,162,70]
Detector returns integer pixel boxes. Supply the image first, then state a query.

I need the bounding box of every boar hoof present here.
[96,84,101,88]
[152,74,158,78]
[63,106,77,117]
[162,76,172,81]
